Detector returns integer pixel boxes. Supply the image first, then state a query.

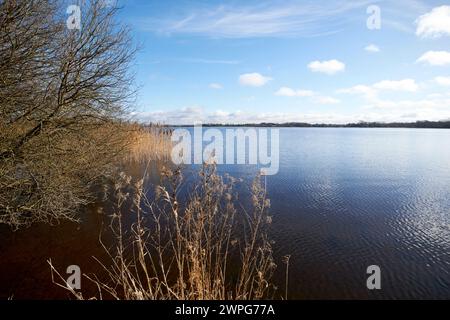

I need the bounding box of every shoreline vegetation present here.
[1,0,280,300]
[49,164,278,300]
[1,0,137,229]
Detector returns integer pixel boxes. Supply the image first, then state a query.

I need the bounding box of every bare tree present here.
[0,0,58,126]
[0,0,137,229]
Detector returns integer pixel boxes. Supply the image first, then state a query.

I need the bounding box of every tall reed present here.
[122,123,172,163]
[50,164,277,300]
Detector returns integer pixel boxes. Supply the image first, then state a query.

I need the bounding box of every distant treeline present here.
[169,120,450,129]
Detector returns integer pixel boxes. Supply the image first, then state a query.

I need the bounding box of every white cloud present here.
[416,6,450,38]
[313,96,340,104]
[133,106,205,125]
[275,87,339,104]
[239,73,272,87]
[434,76,450,86]
[132,104,450,125]
[307,59,345,75]
[338,79,420,101]
[365,44,380,53]
[209,83,223,89]
[275,87,315,97]
[365,97,450,110]
[427,92,450,99]
[416,51,450,66]
[337,85,377,99]
[372,79,419,92]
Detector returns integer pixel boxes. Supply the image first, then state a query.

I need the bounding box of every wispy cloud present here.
[380,0,432,33]
[209,83,223,89]
[275,87,315,97]
[176,58,240,65]
[138,1,373,38]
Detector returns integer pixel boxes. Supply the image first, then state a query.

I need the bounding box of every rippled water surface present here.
[251,128,450,299]
[1,128,449,299]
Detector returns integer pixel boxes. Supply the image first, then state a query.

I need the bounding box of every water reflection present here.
[0,128,449,299]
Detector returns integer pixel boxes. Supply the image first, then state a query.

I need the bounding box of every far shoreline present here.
[152,120,450,129]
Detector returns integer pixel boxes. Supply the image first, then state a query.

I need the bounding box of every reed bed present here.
[49,164,277,300]
[122,124,173,163]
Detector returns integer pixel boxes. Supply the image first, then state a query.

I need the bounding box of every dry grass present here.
[0,120,171,229]
[122,123,172,163]
[50,163,277,300]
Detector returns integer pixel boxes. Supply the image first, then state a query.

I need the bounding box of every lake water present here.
[186,127,450,299]
[252,128,450,299]
[1,128,449,299]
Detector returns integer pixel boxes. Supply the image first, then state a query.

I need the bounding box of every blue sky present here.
[115,0,450,124]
